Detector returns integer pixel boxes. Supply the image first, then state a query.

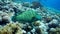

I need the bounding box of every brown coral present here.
[0,22,23,34]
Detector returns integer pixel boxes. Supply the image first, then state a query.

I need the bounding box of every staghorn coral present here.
[0,22,23,34]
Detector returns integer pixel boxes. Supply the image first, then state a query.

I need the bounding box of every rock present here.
[48,19,59,28]
[48,23,58,28]
[31,28,35,33]
[32,20,40,26]
[31,1,43,9]
[2,16,10,25]
[22,30,26,34]
[22,2,30,7]
[0,12,10,25]
[49,19,59,24]
[49,28,56,32]
[22,23,32,32]
[35,27,42,34]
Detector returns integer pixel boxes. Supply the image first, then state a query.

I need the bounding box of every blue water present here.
[41,0,60,10]
[13,0,60,10]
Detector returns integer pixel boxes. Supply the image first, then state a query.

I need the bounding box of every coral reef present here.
[0,0,60,34]
[0,22,23,34]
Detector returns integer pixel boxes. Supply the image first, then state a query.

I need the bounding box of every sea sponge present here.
[0,22,23,34]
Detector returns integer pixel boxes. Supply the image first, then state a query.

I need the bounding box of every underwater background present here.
[0,0,60,34]
[13,0,60,10]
